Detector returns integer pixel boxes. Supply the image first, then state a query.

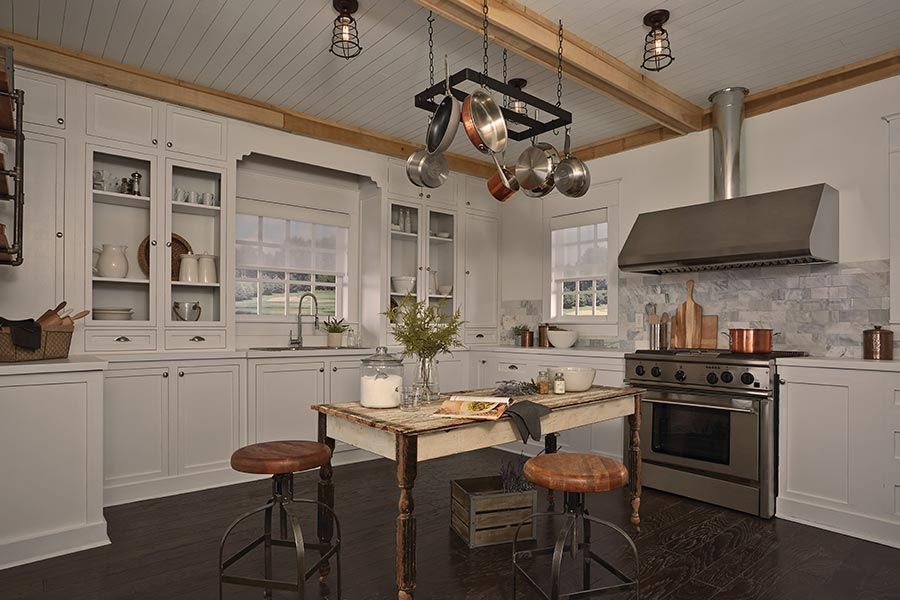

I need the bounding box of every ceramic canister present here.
[197,253,217,284]
[178,253,199,283]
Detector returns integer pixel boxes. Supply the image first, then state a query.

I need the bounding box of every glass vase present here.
[416,355,441,402]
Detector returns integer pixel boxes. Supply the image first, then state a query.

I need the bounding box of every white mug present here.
[174,188,188,203]
[201,192,216,206]
[187,191,201,204]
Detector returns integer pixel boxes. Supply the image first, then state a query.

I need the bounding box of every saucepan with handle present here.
[722,328,781,354]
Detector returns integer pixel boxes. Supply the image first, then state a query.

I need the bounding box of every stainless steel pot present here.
[516,141,559,197]
[406,149,449,189]
[173,301,202,322]
[555,129,591,197]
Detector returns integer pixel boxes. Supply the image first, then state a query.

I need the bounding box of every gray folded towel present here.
[506,400,551,443]
[0,318,42,351]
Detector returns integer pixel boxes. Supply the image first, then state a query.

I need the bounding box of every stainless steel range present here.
[624,349,807,517]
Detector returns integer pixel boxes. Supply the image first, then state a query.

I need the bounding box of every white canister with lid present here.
[197,253,217,283]
[179,253,198,282]
[360,346,404,408]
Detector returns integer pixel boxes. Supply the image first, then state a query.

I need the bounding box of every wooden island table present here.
[311,385,644,600]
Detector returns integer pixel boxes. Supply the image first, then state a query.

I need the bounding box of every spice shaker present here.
[863,325,893,360]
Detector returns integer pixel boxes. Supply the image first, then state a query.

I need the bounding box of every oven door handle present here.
[642,397,756,414]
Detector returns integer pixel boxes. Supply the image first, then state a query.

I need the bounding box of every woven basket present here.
[0,324,74,362]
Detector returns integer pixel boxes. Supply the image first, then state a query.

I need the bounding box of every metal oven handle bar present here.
[642,397,756,414]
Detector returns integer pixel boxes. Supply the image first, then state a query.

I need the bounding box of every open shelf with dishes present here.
[166,161,224,325]
[89,148,155,325]
[425,208,457,317]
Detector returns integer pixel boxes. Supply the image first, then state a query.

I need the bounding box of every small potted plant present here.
[512,324,533,347]
[323,317,349,348]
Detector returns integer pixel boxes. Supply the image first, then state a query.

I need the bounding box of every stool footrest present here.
[221,575,298,593]
[222,534,266,570]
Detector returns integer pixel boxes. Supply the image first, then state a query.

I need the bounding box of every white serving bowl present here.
[391,276,416,295]
[551,367,596,392]
[438,285,453,295]
[547,329,578,348]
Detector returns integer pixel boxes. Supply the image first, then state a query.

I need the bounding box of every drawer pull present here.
[475,334,485,339]
[508,364,518,371]
[114,336,131,343]
[189,336,206,342]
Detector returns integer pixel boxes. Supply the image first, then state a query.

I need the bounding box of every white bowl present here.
[438,285,453,295]
[391,276,416,295]
[547,329,578,348]
[551,367,596,392]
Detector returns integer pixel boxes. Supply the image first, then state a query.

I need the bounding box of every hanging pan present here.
[555,129,591,197]
[517,139,559,198]
[487,157,519,202]
[426,56,460,155]
[406,149,449,189]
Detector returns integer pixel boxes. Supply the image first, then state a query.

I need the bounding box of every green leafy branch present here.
[384,295,463,360]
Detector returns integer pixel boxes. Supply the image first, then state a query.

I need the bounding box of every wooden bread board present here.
[700,315,719,349]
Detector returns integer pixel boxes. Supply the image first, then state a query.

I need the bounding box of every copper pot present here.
[863,325,893,360]
[487,164,519,201]
[724,328,779,354]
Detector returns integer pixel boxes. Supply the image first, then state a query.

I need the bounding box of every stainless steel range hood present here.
[618,87,839,274]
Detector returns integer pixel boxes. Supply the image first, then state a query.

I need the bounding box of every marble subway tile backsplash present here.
[499,260,890,358]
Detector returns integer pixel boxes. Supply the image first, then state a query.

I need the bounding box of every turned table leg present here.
[544,432,559,511]
[396,434,418,600]
[317,412,335,581]
[628,395,642,531]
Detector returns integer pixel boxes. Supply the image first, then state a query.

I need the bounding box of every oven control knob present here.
[674,369,686,382]
[706,372,719,385]
[720,371,734,384]
[740,372,755,385]
[635,365,645,376]
[651,366,662,377]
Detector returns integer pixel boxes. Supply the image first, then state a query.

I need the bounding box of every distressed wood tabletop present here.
[311,385,644,436]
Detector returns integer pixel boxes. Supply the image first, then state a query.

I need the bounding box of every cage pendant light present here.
[641,9,673,72]
[330,0,362,59]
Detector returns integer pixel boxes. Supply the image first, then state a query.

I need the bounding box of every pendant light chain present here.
[427,11,435,88]
[482,0,489,84]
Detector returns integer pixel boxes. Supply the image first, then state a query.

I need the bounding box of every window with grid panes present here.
[550,209,609,318]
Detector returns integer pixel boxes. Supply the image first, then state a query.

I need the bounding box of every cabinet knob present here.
[166,241,172,248]
[418,266,423,271]
[332,366,338,372]
[150,240,157,246]
[425,193,431,199]
[481,360,487,364]
[162,371,169,378]
[166,141,173,148]
[418,192,423,198]
[508,364,518,371]
[114,336,130,343]
[56,117,65,125]
[465,270,471,275]
[189,336,205,342]
[466,201,471,206]
[779,378,786,385]
[319,367,325,373]
[178,371,185,377]
[426,266,431,272]
[56,231,63,238]
[151,138,158,145]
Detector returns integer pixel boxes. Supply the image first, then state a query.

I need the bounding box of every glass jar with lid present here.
[360,346,405,408]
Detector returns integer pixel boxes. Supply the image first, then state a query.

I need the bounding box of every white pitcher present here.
[178,253,199,283]
[93,244,129,278]
[197,253,217,284]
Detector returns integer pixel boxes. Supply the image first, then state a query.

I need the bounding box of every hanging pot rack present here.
[414,69,571,141]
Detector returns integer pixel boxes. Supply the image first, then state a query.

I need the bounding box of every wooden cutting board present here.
[700,315,719,349]
[675,280,703,348]
[671,310,685,349]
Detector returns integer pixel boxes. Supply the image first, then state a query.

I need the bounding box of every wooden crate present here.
[450,475,537,548]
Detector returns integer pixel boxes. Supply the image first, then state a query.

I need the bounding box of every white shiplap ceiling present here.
[0,0,898,158]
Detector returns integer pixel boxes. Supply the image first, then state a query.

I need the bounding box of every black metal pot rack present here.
[0,44,24,267]
[414,68,572,141]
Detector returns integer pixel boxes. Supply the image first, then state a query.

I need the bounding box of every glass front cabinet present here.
[85,144,226,351]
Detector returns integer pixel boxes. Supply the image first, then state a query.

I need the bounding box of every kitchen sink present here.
[249,346,369,351]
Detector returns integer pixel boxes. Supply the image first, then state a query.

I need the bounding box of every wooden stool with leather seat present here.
[218,441,341,600]
[512,452,639,599]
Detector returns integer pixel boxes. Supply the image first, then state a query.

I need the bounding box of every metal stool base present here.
[513,492,639,600]
[219,473,342,600]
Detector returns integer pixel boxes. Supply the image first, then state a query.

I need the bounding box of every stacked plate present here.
[93,307,134,321]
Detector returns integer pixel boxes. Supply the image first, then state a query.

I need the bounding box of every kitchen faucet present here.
[289,292,319,349]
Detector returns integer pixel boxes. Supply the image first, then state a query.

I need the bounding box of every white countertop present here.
[777,356,900,372]
[472,345,626,360]
[245,347,374,359]
[0,354,107,375]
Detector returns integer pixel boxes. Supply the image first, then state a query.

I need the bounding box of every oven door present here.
[640,390,759,481]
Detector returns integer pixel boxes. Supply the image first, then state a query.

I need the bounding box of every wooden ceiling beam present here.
[573,48,900,162]
[412,0,704,135]
[0,29,495,178]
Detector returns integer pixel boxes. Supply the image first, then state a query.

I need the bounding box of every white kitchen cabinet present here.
[463,212,499,329]
[329,360,362,404]
[436,354,467,393]
[17,68,66,130]
[0,132,65,319]
[251,360,326,443]
[164,105,226,160]
[104,366,169,486]
[86,85,160,148]
[0,361,108,570]
[777,362,900,549]
[463,175,499,215]
[175,363,243,475]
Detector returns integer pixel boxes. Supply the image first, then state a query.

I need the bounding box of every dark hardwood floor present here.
[3,448,900,599]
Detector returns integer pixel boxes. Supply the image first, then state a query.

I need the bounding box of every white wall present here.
[501,74,900,301]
